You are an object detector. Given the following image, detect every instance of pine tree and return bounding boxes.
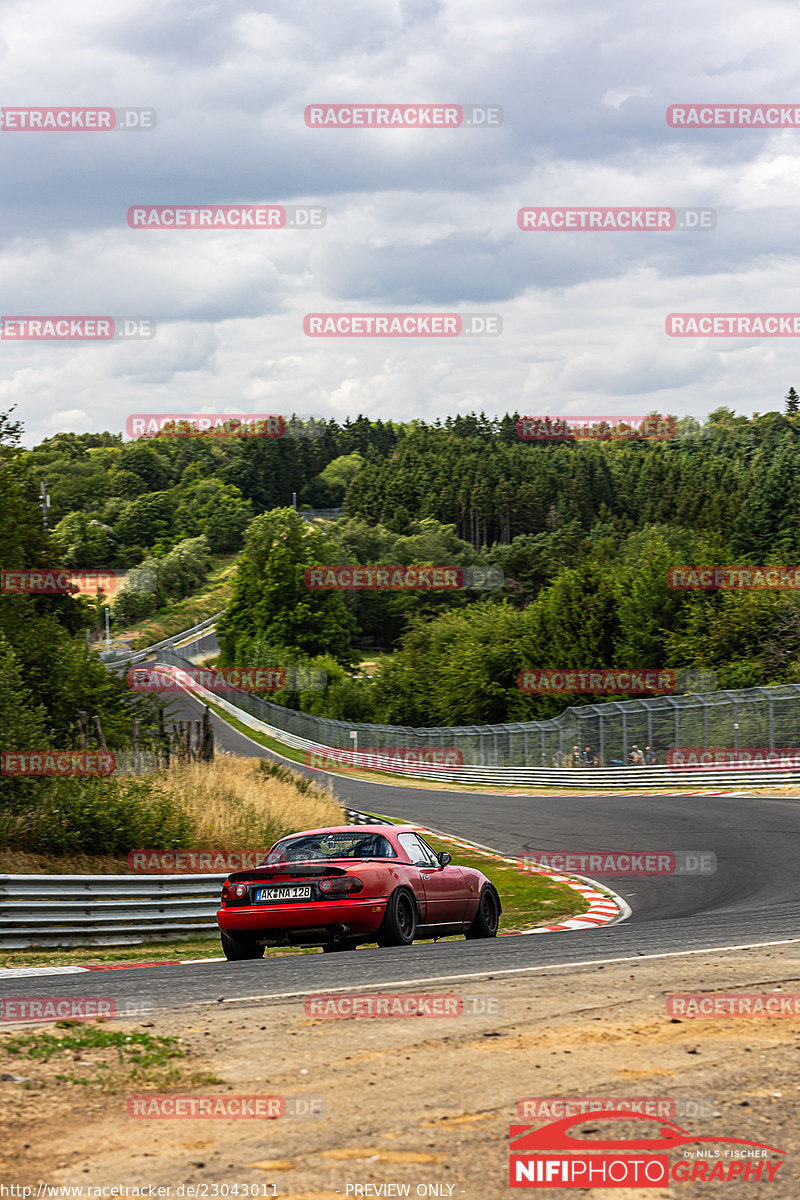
[786,387,799,414]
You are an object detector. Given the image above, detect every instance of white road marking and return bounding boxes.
[0,966,90,977]
[216,937,800,1005]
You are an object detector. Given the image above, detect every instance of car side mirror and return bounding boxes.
[437,851,452,868]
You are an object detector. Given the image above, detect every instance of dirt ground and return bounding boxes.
[3,945,800,1198]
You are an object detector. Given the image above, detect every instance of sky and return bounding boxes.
[2,0,800,447]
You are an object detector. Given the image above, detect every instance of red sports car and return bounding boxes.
[216,823,501,960]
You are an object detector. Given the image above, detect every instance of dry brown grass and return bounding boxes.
[0,850,131,874]
[144,753,343,849]
[0,756,343,875]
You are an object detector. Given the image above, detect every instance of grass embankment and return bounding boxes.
[0,756,341,967]
[0,756,341,876]
[106,552,238,652]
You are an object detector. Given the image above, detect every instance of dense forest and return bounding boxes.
[8,400,800,732]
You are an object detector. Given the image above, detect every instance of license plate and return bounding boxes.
[256,885,312,902]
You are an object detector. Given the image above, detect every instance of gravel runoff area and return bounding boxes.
[2,943,800,1197]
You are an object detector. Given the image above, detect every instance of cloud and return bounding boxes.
[1,0,799,445]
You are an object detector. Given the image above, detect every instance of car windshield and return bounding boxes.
[265,832,397,863]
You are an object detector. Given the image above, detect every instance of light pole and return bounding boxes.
[40,478,50,530]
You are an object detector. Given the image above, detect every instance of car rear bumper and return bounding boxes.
[217,896,388,936]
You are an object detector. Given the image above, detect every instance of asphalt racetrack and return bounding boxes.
[6,687,800,1013]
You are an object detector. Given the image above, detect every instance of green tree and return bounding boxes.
[51,512,117,567]
[217,508,357,666]
[175,479,252,551]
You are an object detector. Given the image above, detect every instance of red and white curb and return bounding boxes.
[0,957,230,978]
[411,824,629,935]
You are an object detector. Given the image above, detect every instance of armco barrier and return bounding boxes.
[0,874,227,948]
[100,612,223,666]
[0,811,377,947]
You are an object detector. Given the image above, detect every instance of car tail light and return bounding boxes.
[319,877,363,896]
[221,882,248,905]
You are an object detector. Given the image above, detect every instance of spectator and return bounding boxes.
[583,745,597,767]
[645,745,657,765]
[572,745,582,768]
[553,749,566,768]
[628,744,645,765]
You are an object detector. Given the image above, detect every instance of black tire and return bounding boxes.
[220,929,265,961]
[465,886,500,939]
[322,942,357,953]
[376,889,417,947]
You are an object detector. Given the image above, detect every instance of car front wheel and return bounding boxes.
[377,889,417,946]
[220,929,265,960]
[465,887,500,939]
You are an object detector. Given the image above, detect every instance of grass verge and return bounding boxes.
[0,1023,217,1091]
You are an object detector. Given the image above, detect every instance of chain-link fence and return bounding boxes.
[156,650,800,768]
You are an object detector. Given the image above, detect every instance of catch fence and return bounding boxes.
[156,649,800,769]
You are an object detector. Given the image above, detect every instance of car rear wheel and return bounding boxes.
[220,929,265,961]
[377,889,417,946]
[465,886,500,939]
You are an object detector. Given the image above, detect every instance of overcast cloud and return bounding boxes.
[2,0,800,445]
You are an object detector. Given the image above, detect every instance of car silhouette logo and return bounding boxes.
[510,1109,784,1155]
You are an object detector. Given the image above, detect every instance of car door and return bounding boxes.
[397,833,467,924]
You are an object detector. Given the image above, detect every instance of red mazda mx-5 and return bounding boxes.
[216,824,501,960]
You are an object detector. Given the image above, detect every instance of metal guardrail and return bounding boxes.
[0,874,227,948]
[0,813,378,947]
[99,613,223,666]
